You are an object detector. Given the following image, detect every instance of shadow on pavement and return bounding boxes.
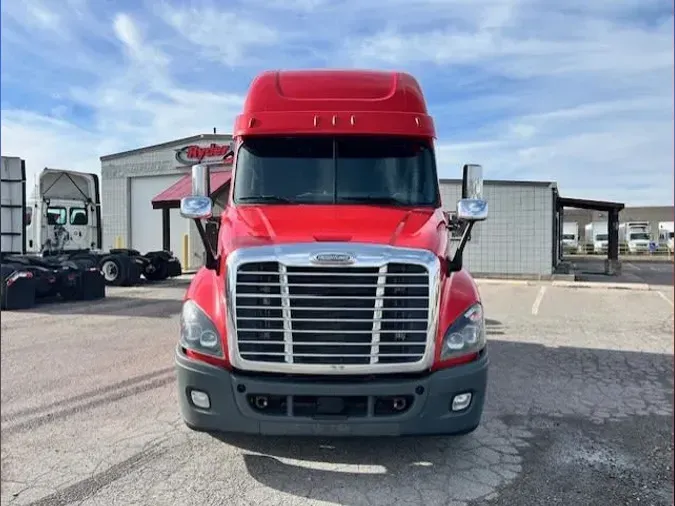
[208,339,673,505]
[17,296,182,318]
[566,257,673,286]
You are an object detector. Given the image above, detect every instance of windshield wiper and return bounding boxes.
[338,196,412,206]
[238,195,294,204]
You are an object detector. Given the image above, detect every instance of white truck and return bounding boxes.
[619,221,651,254]
[561,221,579,254]
[1,157,183,308]
[584,221,608,254]
[658,221,674,254]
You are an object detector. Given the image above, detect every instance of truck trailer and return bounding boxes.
[561,222,579,254]
[174,69,490,437]
[0,160,183,309]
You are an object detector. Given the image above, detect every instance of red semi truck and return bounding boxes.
[175,69,490,436]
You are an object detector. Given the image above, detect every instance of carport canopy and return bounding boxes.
[556,196,625,212]
[557,195,625,264]
[151,170,232,210]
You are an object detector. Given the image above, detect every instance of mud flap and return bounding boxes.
[0,269,37,310]
[167,259,182,277]
[79,268,106,299]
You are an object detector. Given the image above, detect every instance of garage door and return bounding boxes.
[130,175,187,256]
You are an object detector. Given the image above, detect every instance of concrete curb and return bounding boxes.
[475,279,534,286]
[550,280,651,291]
[476,278,672,292]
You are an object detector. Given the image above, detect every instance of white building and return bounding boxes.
[101,134,233,271]
[101,134,559,277]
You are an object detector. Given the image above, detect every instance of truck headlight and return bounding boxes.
[180,300,223,357]
[440,303,486,360]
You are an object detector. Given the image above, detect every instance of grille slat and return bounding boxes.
[234,261,430,367]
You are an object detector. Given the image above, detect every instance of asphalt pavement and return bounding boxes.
[1,280,673,505]
[568,257,673,286]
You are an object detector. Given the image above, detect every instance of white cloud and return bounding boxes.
[0,0,672,206]
[158,5,278,65]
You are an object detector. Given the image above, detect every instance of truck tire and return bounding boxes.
[127,257,143,286]
[99,254,130,286]
[143,257,169,282]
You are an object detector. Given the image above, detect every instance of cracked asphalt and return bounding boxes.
[1,280,673,505]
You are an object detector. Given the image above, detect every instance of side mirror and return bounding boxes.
[180,164,213,219]
[457,164,488,222]
[180,163,218,270]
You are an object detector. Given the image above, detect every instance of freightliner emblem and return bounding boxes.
[310,252,355,265]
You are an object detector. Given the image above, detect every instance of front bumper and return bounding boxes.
[175,346,489,437]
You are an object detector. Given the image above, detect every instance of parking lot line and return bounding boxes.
[656,291,674,308]
[531,286,547,315]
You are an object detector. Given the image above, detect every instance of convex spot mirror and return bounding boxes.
[457,163,488,222]
[180,196,213,219]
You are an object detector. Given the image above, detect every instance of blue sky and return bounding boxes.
[1,0,673,206]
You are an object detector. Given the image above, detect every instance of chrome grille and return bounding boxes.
[234,262,430,367]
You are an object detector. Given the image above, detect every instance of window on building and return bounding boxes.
[46,206,67,225]
[69,207,88,225]
[25,207,32,226]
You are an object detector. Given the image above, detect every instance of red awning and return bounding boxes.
[152,170,232,209]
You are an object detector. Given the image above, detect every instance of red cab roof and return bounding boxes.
[234,69,435,138]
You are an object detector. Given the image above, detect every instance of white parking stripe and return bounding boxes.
[656,291,674,308]
[531,286,547,315]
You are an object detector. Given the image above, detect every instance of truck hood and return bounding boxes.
[222,204,446,254]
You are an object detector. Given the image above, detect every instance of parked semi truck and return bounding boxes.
[174,69,490,437]
[584,221,608,254]
[561,222,579,254]
[658,221,674,253]
[1,159,182,308]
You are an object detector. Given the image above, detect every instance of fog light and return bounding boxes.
[190,389,210,409]
[451,392,472,412]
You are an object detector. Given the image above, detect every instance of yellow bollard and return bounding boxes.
[182,234,189,270]
[114,236,122,248]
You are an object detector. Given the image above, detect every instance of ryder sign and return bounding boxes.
[175,143,234,165]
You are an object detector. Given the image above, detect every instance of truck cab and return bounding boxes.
[658,222,674,254]
[174,70,489,437]
[25,168,102,255]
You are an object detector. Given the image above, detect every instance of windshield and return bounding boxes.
[596,234,608,241]
[629,233,650,241]
[233,136,440,207]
